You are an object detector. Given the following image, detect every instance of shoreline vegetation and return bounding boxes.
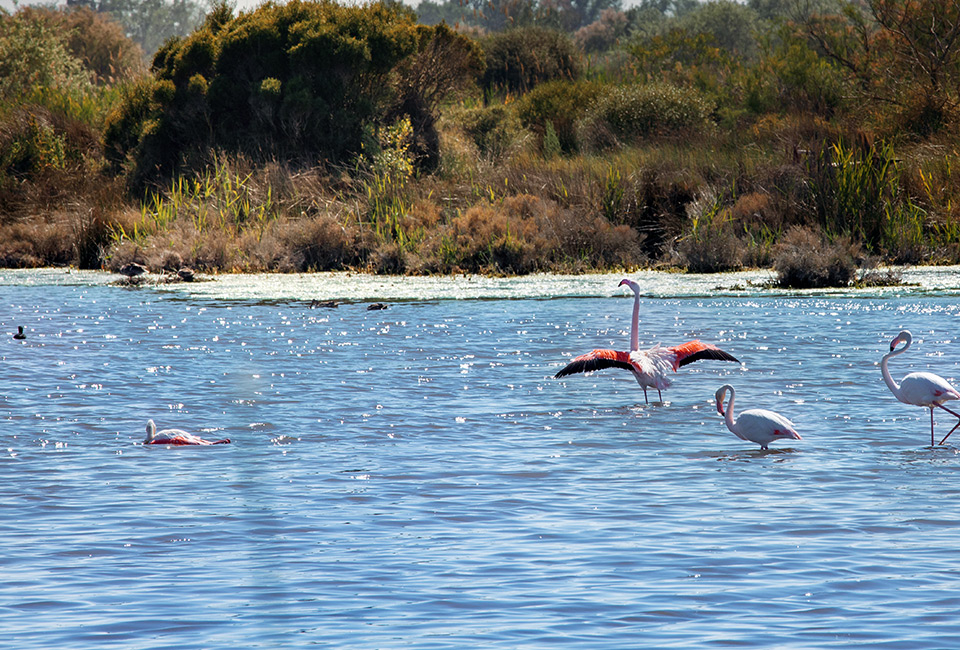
[3,1,960,289]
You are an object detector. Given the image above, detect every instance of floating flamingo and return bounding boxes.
[554,278,739,402]
[715,384,801,450]
[144,419,231,445]
[881,329,960,446]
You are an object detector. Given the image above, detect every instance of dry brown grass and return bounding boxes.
[773,226,861,288]
[5,106,960,276]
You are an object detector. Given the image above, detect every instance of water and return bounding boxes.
[3,268,960,649]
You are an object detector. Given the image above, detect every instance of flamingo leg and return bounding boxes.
[936,404,960,445]
[642,387,649,404]
[931,408,936,447]
[657,388,663,402]
[938,404,960,419]
[938,421,960,446]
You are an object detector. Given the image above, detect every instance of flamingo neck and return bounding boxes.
[629,289,639,352]
[723,390,738,433]
[881,344,907,399]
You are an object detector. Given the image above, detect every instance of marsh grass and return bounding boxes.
[676,188,744,272]
[5,92,960,278]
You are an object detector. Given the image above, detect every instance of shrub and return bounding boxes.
[103,0,479,188]
[773,226,859,288]
[579,82,712,150]
[481,27,581,95]
[744,30,845,117]
[575,9,629,54]
[20,6,146,84]
[277,216,364,271]
[455,103,529,161]
[419,193,644,274]
[516,79,601,153]
[0,9,94,104]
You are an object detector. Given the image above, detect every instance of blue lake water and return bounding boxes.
[3,267,960,649]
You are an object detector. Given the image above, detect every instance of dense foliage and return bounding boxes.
[4,0,960,282]
[103,0,481,187]
[67,0,207,56]
[481,27,580,94]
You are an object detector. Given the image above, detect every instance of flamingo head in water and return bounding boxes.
[715,385,730,415]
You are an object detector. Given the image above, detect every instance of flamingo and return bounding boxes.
[144,419,231,445]
[881,330,960,446]
[554,278,740,403]
[715,384,801,450]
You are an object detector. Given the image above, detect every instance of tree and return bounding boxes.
[481,26,580,94]
[103,0,481,186]
[67,0,207,56]
[802,0,960,133]
[675,0,763,59]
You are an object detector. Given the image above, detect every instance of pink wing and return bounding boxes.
[148,434,231,445]
[666,340,739,371]
[554,349,636,378]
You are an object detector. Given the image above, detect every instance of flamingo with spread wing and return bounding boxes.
[555,278,740,403]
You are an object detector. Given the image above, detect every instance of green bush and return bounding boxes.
[516,79,601,153]
[0,9,94,105]
[744,30,844,117]
[579,82,712,149]
[103,0,479,189]
[456,103,528,160]
[481,27,580,95]
[673,0,761,60]
[22,6,146,84]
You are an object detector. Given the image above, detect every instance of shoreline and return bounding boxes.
[4,265,960,301]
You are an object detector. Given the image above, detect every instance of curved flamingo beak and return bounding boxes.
[890,331,908,351]
[618,279,629,287]
[716,400,724,415]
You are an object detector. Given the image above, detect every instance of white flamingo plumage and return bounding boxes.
[715,384,801,450]
[144,419,231,446]
[554,278,739,403]
[881,330,960,446]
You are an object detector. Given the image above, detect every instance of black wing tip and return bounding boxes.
[555,358,634,378]
[678,348,740,367]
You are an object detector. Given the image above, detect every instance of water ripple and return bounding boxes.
[3,274,960,648]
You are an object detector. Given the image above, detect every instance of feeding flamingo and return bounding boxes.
[554,278,740,402]
[881,329,960,446]
[144,419,231,445]
[715,384,801,450]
